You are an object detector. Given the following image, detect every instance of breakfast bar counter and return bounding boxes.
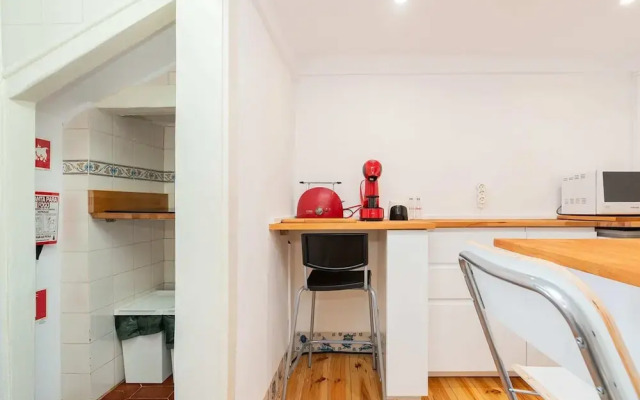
[494,238,640,287]
[269,219,437,231]
[494,238,640,375]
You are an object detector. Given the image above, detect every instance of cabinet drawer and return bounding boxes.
[429,301,527,373]
[428,229,526,264]
[429,265,471,299]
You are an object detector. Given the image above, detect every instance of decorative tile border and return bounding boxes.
[294,331,374,353]
[62,160,90,174]
[63,160,175,183]
[264,353,286,400]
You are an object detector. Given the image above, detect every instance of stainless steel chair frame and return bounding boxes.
[282,264,386,400]
[459,251,624,400]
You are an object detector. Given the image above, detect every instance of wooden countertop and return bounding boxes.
[269,220,437,231]
[269,218,639,231]
[421,219,600,228]
[494,238,640,287]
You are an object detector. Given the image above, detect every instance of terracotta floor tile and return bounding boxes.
[141,375,174,387]
[100,391,126,400]
[115,383,142,397]
[102,376,174,400]
[129,386,174,399]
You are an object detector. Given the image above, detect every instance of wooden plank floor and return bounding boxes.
[284,354,538,400]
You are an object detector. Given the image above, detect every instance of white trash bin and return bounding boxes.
[115,290,175,383]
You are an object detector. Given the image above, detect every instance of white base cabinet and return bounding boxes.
[429,302,527,373]
[427,227,596,374]
[521,227,596,368]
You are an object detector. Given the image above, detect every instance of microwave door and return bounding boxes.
[598,171,640,214]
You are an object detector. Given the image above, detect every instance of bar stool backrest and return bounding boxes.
[302,233,368,271]
[459,243,640,400]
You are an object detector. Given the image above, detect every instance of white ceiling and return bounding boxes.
[268,0,640,67]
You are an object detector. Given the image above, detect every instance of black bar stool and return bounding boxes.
[282,233,386,399]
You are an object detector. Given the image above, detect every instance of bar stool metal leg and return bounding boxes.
[370,287,386,399]
[308,291,316,368]
[282,287,305,400]
[368,289,377,371]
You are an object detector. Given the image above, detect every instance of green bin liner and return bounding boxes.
[115,315,175,349]
[163,315,175,350]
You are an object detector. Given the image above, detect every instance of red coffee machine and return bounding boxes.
[360,160,384,221]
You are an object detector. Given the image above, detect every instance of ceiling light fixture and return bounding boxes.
[621,0,636,6]
[394,0,408,4]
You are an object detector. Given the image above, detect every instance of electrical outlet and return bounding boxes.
[477,184,487,209]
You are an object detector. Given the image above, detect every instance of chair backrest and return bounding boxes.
[459,243,639,400]
[301,233,368,271]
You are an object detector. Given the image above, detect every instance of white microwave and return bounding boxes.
[561,171,640,215]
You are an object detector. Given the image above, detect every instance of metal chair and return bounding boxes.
[282,233,386,399]
[459,243,639,400]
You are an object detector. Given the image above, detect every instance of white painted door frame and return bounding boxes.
[174,0,234,399]
[0,4,37,396]
[0,93,37,400]
[0,1,233,399]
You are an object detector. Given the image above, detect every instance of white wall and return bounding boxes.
[294,73,635,217]
[635,73,640,170]
[1,0,136,69]
[232,0,295,398]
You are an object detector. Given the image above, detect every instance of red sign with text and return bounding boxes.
[35,138,51,170]
[36,289,47,321]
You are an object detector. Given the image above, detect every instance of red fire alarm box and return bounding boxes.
[35,138,51,170]
[36,289,47,321]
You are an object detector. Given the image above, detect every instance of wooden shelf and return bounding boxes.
[90,212,175,220]
[89,190,173,221]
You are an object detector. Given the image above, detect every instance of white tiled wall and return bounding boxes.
[163,126,175,209]
[163,225,175,285]
[1,0,135,68]
[64,109,167,194]
[162,126,175,284]
[61,108,174,399]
